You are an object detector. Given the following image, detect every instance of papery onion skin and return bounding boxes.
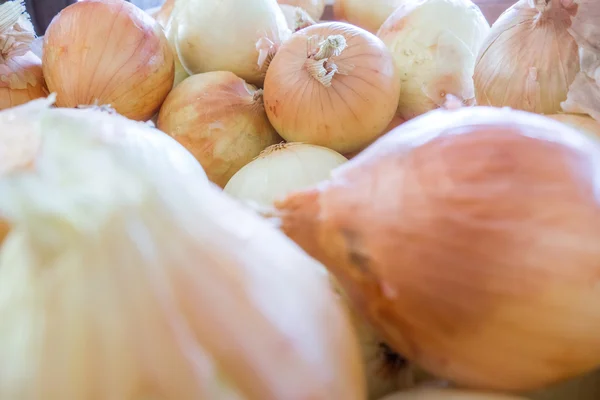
[264,22,400,154]
[0,100,365,399]
[157,71,281,188]
[42,0,174,121]
[277,0,325,20]
[474,0,580,114]
[334,0,408,34]
[0,52,48,110]
[381,388,528,400]
[547,114,600,139]
[377,0,490,120]
[274,106,600,391]
[224,143,347,206]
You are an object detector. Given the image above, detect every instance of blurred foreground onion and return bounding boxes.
[381,388,527,400]
[271,106,600,391]
[0,97,365,399]
[333,0,407,33]
[264,22,400,154]
[43,0,174,121]
[277,0,325,20]
[377,0,490,119]
[547,114,600,139]
[157,71,281,187]
[0,1,47,110]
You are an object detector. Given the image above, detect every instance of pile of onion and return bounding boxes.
[277,0,325,20]
[264,22,400,154]
[377,0,490,120]
[334,0,408,33]
[0,96,365,399]
[43,0,174,121]
[157,71,281,188]
[474,0,598,115]
[0,1,47,110]
[168,0,291,86]
[268,105,600,391]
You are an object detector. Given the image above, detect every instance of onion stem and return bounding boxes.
[305,34,347,87]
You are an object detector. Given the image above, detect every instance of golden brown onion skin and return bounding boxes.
[275,106,600,391]
[43,0,174,121]
[0,52,48,110]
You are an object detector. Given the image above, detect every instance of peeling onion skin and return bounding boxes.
[381,388,528,400]
[157,71,281,188]
[0,52,48,110]
[474,0,580,114]
[264,22,401,154]
[42,0,175,121]
[274,106,600,391]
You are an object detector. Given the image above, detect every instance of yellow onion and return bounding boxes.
[272,106,600,391]
[474,0,582,114]
[381,388,527,400]
[168,0,291,87]
[157,71,281,188]
[0,97,365,399]
[277,0,325,20]
[547,114,600,139]
[0,1,47,110]
[264,22,400,154]
[334,0,408,33]
[377,0,490,120]
[43,0,174,121]
[279,4,317,32]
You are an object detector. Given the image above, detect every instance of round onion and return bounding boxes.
[43,0,174,121]
[377,0,490,120]
[334,0,408,33]
[168,0,291,87]
[0,2,47,110]
[474,0,581,114]
[272,106,600,391]
[157,71,281,188]
[263,22,401,154]
[381,388,527,400]
[224,143,347,206]
[547,114,600,139]
[277,0,325,20]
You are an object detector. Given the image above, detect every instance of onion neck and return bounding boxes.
[0,2,34,63]
[293,8,316,32]
[305,34,347,88]
[531,0,578,28]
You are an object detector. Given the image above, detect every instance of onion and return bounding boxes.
[168,0,291,87]
[271,106,600,391]
[277,0,325,20]
[547,114,600,139]
[377,0,490,120]
[279,4,317,32]
[562,46,600,121]
[381,388,527,400]
[334,0,408,33]
[0,97,365,399]
[263,22,401,154]
[43,0,174,121]
[157,71,281,188]
[0,1,47,110]
[473,0,597,115]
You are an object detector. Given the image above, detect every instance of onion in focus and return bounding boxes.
[0,1,47,110]
[264,22,400,154]
[224,143,347,206]
[277,0,325,20]
[547,114,600,139]
[334,0,408,33]
[43,0,174,121]
[0,97,365,399]
[273,106,600,391]
[474,0,581,114]
[381,388,527,400]
[168,0,291,86]
[157,71,281,188]
[377,0,490,119]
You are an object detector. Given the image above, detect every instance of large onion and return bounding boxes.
[381,388,527,400]
[264,22,400,154]
[168,0,291,86]
[157,71,281,188]
[377,0,490,120]
[0,97,365,399]
[547,114,600,139]
[271,106,600,391]
[334,0,407,33]
[43,0,174,121]
[277,0,325,20]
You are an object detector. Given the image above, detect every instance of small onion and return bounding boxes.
[547,114,600,139]
[377,0,490,119]
[43,0,174,121]
[277,0,325,20]
[264,22,400,154]
[334,0,408,33]
[381,388,527,400]
[273,106,600,391]
[157,71,281,188]
[0,2,47,110]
